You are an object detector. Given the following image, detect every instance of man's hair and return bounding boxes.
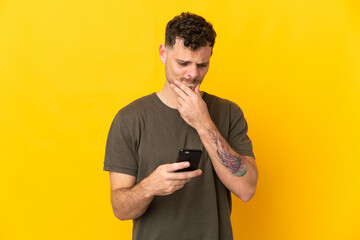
[165,12,217,50]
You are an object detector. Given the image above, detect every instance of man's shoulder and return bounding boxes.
[204,92,242,112]
[119,93,156,113]
[113,93,157,122]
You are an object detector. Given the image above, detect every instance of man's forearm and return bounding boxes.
[197,121,258,201]
[111,180,154,220]
[207,128,248,176]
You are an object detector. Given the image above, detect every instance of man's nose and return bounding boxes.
[187,65,199,79]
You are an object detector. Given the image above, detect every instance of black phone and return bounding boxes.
[175,149,202,172]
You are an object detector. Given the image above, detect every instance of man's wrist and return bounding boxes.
[195,118,216,135]
[138,178,156,199]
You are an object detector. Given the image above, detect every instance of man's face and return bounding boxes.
[160,38,213,90]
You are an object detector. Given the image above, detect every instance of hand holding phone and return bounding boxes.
[175,149,202,172]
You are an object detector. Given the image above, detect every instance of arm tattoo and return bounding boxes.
[208,130,247,177]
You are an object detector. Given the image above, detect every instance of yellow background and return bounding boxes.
[1,0,359,239]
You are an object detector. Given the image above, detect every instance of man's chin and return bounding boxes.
[184,82,199,91]
[168,78,199,91]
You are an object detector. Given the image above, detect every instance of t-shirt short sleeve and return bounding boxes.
[103,111,138,176]
[228,103,255,159]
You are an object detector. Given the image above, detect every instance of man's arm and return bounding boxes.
[170,80,258,201]
[110,172,152,220]
[196,122,258,201]
[109,162,202,220]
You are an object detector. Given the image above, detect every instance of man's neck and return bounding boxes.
[156,82,178,109]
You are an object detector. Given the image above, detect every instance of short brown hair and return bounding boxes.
[165,12,217,50]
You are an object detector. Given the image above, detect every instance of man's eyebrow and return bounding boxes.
[175,59,191,63]
[175,59,209,65]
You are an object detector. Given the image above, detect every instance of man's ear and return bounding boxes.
[210,48,213,57]
[159,44,167,64]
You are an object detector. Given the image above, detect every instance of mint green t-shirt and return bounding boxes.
[104,92,254,240]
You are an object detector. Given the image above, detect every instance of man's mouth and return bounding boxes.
[182,80,198,89]
[185,82,196,87]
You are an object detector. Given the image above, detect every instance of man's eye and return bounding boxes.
[178,62,187,66]
[198,64,208,68]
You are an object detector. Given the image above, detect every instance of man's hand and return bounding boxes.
[170,80,212,130]
[142,161,202,197]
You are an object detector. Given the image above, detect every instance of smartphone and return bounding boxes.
[175,149,202,172]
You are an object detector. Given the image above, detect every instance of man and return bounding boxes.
[104,12,258,240]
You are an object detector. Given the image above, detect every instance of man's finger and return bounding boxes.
[194,84,201,96]
[174,80,194,96]
[178,97,185,105]
[172,179,191,186]
[171,169,203,180]
[167,161,190,172]
[170,83,188,100]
